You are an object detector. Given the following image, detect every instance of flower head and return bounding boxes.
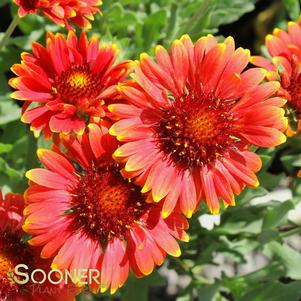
[14,0,102,30]
[109,34,287,216]
[251,18,301,134]
[24,124,189,294]
[0,191,79,300]
[9,32,130,138]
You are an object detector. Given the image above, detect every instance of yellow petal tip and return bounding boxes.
[266,34,273,41]
[210,208,220,215]
[140,52,149,60]
[161,210,170,219]
[186,210,193,218]
[173,249,181,257]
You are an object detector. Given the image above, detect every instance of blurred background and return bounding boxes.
[1,0,301,300]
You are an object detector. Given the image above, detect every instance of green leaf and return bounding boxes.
[258,229,279,245]
[0,0,9,7]
[197,285,220,301]
[235,187,268,206]
[258,171,284,190]
[0,96,21,125]
[122,271,165,301]
[209,0,257,27]
[223,262,285,299]
[176,289,193,301]
[0,157,25,192]
[178,0,258,39]
[17,13,47,35]
[262,201,294,230]
[259,154,272,171]
[142,8,167,50]
[265,241,301,279]
[281,154,301,173]
[217,219,262,235]
[283,0,300,21]
[241,281,301,301]
[0,143,13,154]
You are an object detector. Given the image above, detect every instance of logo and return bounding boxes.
[9,264,103,286]
[6,268,15,286]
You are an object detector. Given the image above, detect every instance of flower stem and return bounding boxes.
[280,226,301,238]
[0,14,20,52]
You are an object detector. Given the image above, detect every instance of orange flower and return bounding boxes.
[0,192,80,300]
[23,124,189,294]
[9,32,130,138]
[251,18,301,135]
[109,34,287,217]
[14,0,102,30]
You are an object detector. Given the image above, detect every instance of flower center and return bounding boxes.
[0,232,33,299]
[287,75,301,114]
[69,163,150,242]
[19,0,39,11]
[0,252,18,298]
[54,64,102,105]
[154,90,238,169]
[280,55,301,117]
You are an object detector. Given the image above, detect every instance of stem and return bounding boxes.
[280,227,301,238]
[0,14,20,52]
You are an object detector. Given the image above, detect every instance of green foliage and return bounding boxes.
[283,0,300,21]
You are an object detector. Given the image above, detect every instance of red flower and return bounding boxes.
[251,18,301,135]
[14,0,102,30]
[0,192,80,301]
[9,32,130,138]
[109,34,287,216]
[23,124,189,294]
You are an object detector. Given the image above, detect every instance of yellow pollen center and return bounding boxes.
[54,63,102,105]
[99,184,132,213]
[0,253,13,279]
[154,90,237,168]
[67,72,89,89]
[186,112,217,142]
[70,164,150,241]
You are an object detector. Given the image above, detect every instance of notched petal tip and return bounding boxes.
[161,210,170,219]
[288,21,297,27]
[109,126,118,137]
[140,52,149,60]
[172,39,182,46]
[180,34,191,42]
[272,27,281,35]
[152,192,163,203]
[279,132,287,144]
[155,45,165,54]
[22,220,30,232]
[185,210,193,219]
[258,68,268,76]
[36,148,47,159]
[141,185,150,194]
[25,169,34,180]
[209,208,220,215]
[172,248,181,258]
[182,232,190,242]
[230,199,236,206]
[266,34,273,42]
